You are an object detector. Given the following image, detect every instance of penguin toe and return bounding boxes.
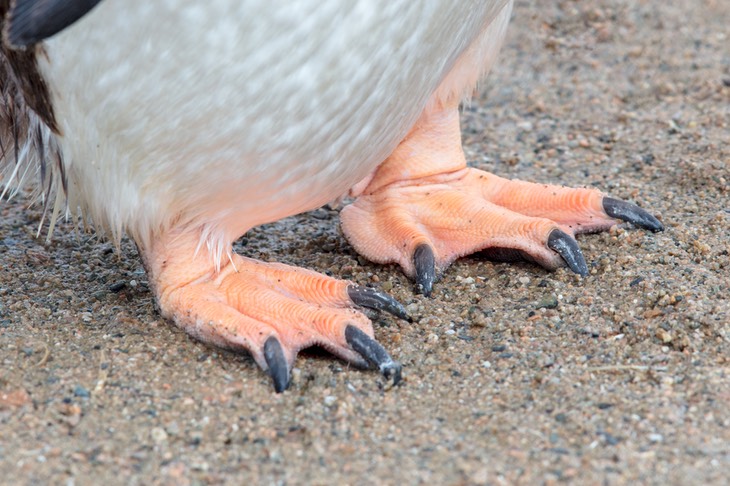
[147,241,407,392]
[341,167,662,294]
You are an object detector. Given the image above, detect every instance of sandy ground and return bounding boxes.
[1,1,729,484]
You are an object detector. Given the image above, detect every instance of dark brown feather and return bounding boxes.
[1,0,64,213]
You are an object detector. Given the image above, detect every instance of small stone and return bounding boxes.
[109,281,126,292]
[310,208,329,220]
[468,307,492,327]
[92,290,107,300]
[323,396,337,406]
[656,328,673,343]
[165,422,181,436]
[648,433,664,443]
[629,277,644,287]
[151,427,168,444]
[602,432,621,446]
[0,388,31,408]
[73,385,90,398]
[290,367,302,385]
[537,295,559,309]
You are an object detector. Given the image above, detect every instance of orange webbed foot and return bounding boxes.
[341,106,663,296]
[144,233,408,392]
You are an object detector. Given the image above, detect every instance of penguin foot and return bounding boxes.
[341,105,662,296]
[146,238,406,392]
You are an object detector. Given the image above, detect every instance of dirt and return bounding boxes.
[1,0,728,484]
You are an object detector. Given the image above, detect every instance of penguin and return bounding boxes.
[0,0,662,392]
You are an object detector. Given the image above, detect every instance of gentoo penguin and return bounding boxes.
[0,0,662,392]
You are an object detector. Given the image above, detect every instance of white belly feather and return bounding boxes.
[40,0,511,252]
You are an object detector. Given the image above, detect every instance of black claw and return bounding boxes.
[264,337,290,393]
[347,285,411,322]
[345,325,402,385]
[603,197,664,232]
[413,243,436,297]
[547,229,588,276]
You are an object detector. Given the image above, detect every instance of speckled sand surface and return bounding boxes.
[1,1,728,484]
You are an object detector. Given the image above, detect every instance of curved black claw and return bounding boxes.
[264,337,290,393]
[413,243,436,297]
[345,325,402,385]
[547,229,588,276]
[603,197,664,232]
[347,285,411,322]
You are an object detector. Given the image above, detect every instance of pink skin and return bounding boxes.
[341,102,615,279]
[144,229,373,373]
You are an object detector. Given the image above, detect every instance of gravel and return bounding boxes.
[1,0,729,484]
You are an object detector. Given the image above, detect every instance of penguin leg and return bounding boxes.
[341,102,663,296]
[143,231,406,392]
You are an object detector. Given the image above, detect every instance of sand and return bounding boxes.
[1,0,728,484]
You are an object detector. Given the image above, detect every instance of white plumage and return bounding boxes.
[38,0,512,264]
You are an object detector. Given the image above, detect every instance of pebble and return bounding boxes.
[290,367,302,385]
[109,281,126,292]
[73,385,90,398]
[406,303,420,315]
[629,277,644,287]
[656,328,673,343]
[537,295,559,309]
[602,433,621,446]
[151,427,168,444]
[165,422,181,436]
